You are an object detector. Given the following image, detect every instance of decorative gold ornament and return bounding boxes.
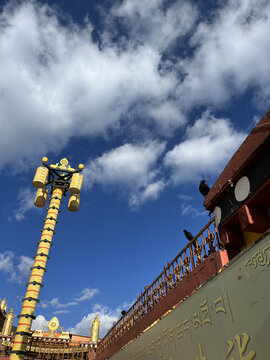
[90,315,100,343]
[48,316,59,334]
[42,157,48,163]
[0,298,7,312]
[32,329,43,337]
[2,308,15,336]
[59,327,70,340]
[50,158,75,171]
[206,233,215,255]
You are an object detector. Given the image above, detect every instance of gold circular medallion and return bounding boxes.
[48,317,59,332]
[60,158,68,166]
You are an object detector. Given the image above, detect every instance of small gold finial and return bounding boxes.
[78,164,84,170]
[42,157,48,163]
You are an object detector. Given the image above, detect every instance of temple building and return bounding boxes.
[0,298,100,359]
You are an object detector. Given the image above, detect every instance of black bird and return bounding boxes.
[199,179,210,197]
[121,310,127,316]
[183,229,193,241]
[183,230,196,248]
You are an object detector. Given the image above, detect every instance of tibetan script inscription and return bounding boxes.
[244,246,270,269]
[226,332,256,360]
[195,343,207,360]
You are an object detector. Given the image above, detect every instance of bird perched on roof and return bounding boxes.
[199,179,210,197]
[182,230,196,248]
[121,310,127,316]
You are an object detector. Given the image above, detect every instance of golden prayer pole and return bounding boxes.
[10,157,84,360]
[90,315,100,343]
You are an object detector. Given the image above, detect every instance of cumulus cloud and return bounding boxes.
[0,252,16,280]
[180,203,206,218]
[110,0,197,52]
[164,111,246,184]
[17,255,34,281]
[0,0,180,170]
[68,302,133,337]
[9,188,37,221]
[0,251,33,283]
[53,310,70,315]
[178,194,193,202]
[33,303,132,336]
[0,0,269,206]
[31,315,49,331]
[40,287,99,309]
[178,0,270,109]
[74,288,100,302]
[41,298,78,309]
[84,141,166,208]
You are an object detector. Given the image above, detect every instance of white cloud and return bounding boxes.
[0,0,179,170]
[110,0,197,52]
[180,203,206,218]
[40,301,49,309]
[146,102,186,135]
[84,141,166,208]
[164,111,246,184]
[17,255,33,281]
[68,302,133,337]
[74,288,99,302]
[41,298,78,309]
[10,188,36,221]
[53,310,70,315]
[0,252,16,280]
[0,251,33,283]
[178,194,193,201]
[0,0,269,208]
[130,180,166,209]
[31,315,48,331]
[252,115,261,125]
[178,0,270,109]
[40,287,99,310]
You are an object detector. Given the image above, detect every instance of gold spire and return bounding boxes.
[90,315,100,343]
[2,307,15,336]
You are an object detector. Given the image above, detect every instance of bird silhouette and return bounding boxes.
[199,179,210,197]
[182,230,196,248]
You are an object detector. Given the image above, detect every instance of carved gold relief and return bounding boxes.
[244,246,270,269]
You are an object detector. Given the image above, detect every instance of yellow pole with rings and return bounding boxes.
[10,187,63,360]
[10,157,84,360]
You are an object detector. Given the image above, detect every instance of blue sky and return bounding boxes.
[0,0,269,337]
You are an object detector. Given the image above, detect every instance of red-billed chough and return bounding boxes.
[199,179,210,197]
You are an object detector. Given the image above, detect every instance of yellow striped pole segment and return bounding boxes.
[10,187,63,360]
